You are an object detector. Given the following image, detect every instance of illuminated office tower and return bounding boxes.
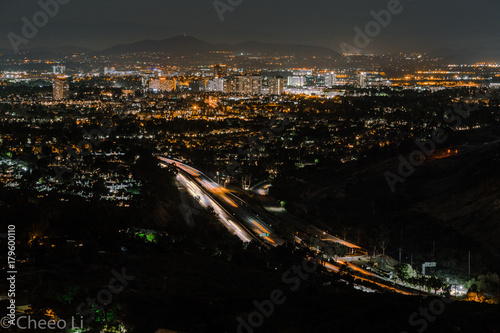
[287,75,305,87]
[324,72,337,88]
[269,76,285,95]
[149,77,176,92]
[149,78,160,91]
[223,78,233,93]
[206,78,225,92]
[214,64,228,78]
[248,76,262,95]
[359,72,367,88]
[52,65,65,75]
[53,77,69,100]
[234,75,262,95]
[224,76,261,95]
[160,77,176,91]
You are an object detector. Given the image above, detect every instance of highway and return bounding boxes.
[252,182,364,252]
[159,156,430,296]
[159,157,283,247]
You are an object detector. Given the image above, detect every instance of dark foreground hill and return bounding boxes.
[295,128,500,277]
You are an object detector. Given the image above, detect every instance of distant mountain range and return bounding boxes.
[4,36,500,64]
[100,35,340,58]
[431,46,500,64]
[4,35,339,59]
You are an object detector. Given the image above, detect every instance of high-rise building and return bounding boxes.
[206,78,225,92]
[52,65,65,75]
[287,76,305,87]
[269,76,285,95]
[248,76,262,95]
[230,75,262,95]
[223,79,233,94]
[149,77,176,92]
[189,79,204,92]
[214,64,228,78]
[359,72,367,88]
[53,77,69,100]
[153,68,163,77]
[323,72,337,88]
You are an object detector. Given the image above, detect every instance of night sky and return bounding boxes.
[0,0,498,54]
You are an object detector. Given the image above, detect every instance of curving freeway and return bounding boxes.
[159,156,434,296]
[159,157,283,247]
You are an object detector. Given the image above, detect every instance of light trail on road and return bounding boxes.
[159,156,427,297]
[159,157,281,246]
